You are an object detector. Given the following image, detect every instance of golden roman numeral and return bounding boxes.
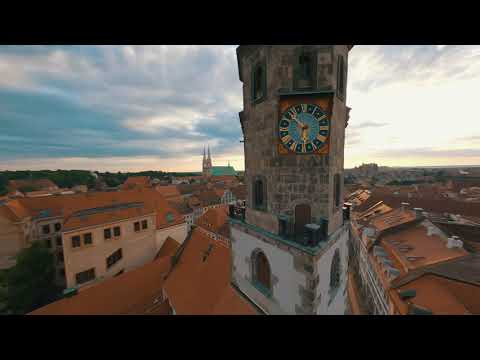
[316,134,326,142]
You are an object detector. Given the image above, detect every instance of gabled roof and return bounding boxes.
[163,228,257,315]
[196,205,230,238]
[155,236,181,260]
[211,166,237,176]
[120,176,151,190]
[195,190,221,207]
[8,178,58,192]
[29,256,173,315]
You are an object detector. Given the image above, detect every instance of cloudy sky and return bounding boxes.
[0,45,479,172]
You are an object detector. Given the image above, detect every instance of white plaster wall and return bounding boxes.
[155,223,188,252]
[315,227,349,314]
[231,227,305,315]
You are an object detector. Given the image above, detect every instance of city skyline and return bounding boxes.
[1,45,480,172]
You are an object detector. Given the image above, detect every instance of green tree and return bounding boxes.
[6,242,60,314]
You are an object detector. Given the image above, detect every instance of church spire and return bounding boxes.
[207,144,211,160]
[203,145,206,161]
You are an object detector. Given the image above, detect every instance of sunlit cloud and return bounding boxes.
[1,45,479,171]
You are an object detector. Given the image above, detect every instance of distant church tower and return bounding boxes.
[203,145,212,177]
[230,45,353,315]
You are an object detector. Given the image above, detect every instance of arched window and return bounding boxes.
[252,250,272,296]
[330,249,341,290]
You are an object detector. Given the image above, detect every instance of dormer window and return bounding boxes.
[252,61,266,104]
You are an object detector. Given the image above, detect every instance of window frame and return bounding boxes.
[71,235,81,249]
[83,232,93,246]
[42,224,50,235]
[334,173,342,209]
[104,228,112,240]
[106,248,123,270]
[54,222,62,232]
[113,226,121,237]
[141,219,148,230]
[134,221,141,232]
[251,59,267,105]
[252,176,267,211]
[293,47,317,90]
[336,55,346,101]
[75,268,96,285]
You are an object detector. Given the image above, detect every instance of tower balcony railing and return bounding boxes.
[228,204,246,222]
[228,205,344,254]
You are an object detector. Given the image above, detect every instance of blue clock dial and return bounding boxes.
[279,103,330,154]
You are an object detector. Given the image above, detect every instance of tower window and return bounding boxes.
[252,250,272,297]
[334,173,341,208]
[294,48,316,90]
[330,249,341,290]
[253,177,267,211]
[252,61,266,104]
[337,55,345,99]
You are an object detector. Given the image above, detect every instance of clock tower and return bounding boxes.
[230,45,353,315]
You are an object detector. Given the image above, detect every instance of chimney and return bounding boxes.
[447,236,463,249]
[401,202,410,211]
[413,207,424,219]
[427,226,435,236]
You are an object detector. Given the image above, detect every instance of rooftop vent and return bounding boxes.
[399,289,416,300]
[413,208,424,219]
[447,237,463,249]
[409,304,433,315]
[63,287,78,298]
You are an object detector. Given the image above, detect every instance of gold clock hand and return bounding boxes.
[291,114,306,129]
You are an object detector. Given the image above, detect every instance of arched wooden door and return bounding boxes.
[295,204,311,236]
[256,252,271,290]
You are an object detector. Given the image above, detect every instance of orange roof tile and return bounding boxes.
[370,208,417,233]
[163,228,256,315]
[29,256,172,315]
[155,185,181,199]
[380,221,467,273]
[196,205,229,238]
[8,179,58,192]
[156,236,181,259]
[120,176,151,190]
[395,274,480,314]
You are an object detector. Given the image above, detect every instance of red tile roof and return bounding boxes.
[156,236,181,259]
[8,179,58,192]
[196,205,230,238]
[120,176,151,190]
[163,228,256,315]
[29,256,173,315]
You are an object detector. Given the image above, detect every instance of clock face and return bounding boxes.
[279,103,330,154]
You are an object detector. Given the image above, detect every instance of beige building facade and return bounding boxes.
[63,213,157,290]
